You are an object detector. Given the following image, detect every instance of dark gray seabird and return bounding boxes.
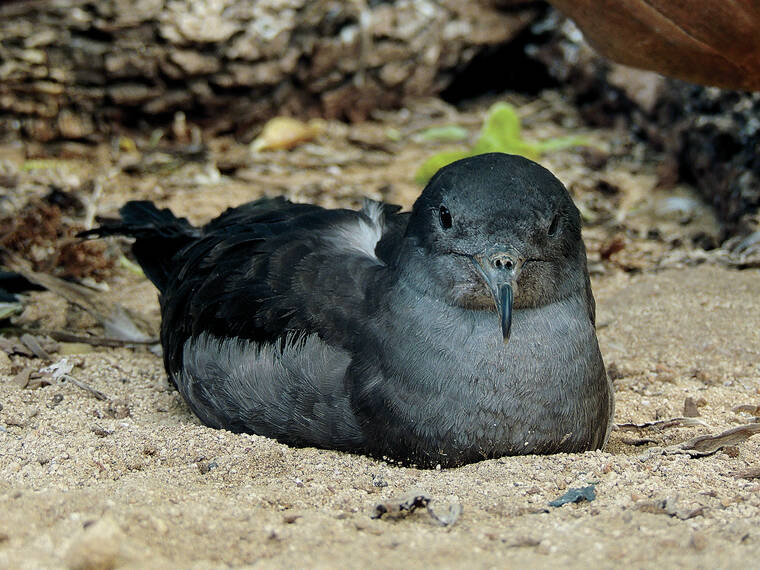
[84,153,613,467]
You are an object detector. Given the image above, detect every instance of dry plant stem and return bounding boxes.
[615,417,708,431]
[61,374,109,401]
[46,331,158,347]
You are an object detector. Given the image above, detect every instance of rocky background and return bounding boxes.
[1,0,757,238]
[0,0,536,139]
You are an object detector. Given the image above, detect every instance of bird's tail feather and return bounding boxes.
[78,200,199,292]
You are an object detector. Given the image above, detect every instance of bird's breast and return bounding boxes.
[363,293,609,465]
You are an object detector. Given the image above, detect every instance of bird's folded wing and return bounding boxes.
[161,198,406,377]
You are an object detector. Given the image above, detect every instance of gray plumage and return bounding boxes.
[83,152,613,467]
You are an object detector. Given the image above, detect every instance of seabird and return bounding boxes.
[83,152,613,467]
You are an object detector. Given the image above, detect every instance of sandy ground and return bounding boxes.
[1,264,759,569]
[1,96,759,568]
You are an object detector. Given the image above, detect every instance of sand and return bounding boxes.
[2,258,759,569]
[2,96,759,569]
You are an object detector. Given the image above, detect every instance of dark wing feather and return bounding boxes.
[374,204,409,265]
[78,200,200,290]
[158,197,407,379]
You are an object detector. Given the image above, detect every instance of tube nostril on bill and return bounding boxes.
[490,253,514,271]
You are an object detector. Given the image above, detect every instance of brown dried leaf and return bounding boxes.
[732,404,760,415]
[251,117,325,152]
[12,366,34,388]
[683,397,701,417]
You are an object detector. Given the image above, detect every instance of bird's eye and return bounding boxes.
[548,213,560,236]
[439,205,452,229]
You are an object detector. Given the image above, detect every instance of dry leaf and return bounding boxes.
[732,404,760,415]
[251,117,325,152]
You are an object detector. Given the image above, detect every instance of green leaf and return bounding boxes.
[472,102,542,160]
[535,135,593,153]
[414,150,473,185]
[414,125,469,143]
[473,102,522,152]
[415,101,595,185]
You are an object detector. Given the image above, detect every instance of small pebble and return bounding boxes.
[690,531,708,551]
[683,397,700,417]
[198,461,218,474]
[65,516,137,570]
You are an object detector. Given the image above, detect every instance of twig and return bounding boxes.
[44,330,158,347]
[615,417,708,431]
[62,374,109,401]
[83,179,103,230]
[2,253,154,342]
[19,333,52,360]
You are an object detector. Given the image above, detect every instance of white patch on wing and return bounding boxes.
[326,199,385,262]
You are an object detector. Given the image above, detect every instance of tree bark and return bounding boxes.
[0,0,537,142]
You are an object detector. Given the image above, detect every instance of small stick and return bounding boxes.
[83,179,103,230]
[61,374,109,401]
[44,330,158,347]
[19,333,52,360]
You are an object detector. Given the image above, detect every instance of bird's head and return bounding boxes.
[399,152,589,342]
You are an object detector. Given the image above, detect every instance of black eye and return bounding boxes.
[548,213,560,236]
[439,205,452,229]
